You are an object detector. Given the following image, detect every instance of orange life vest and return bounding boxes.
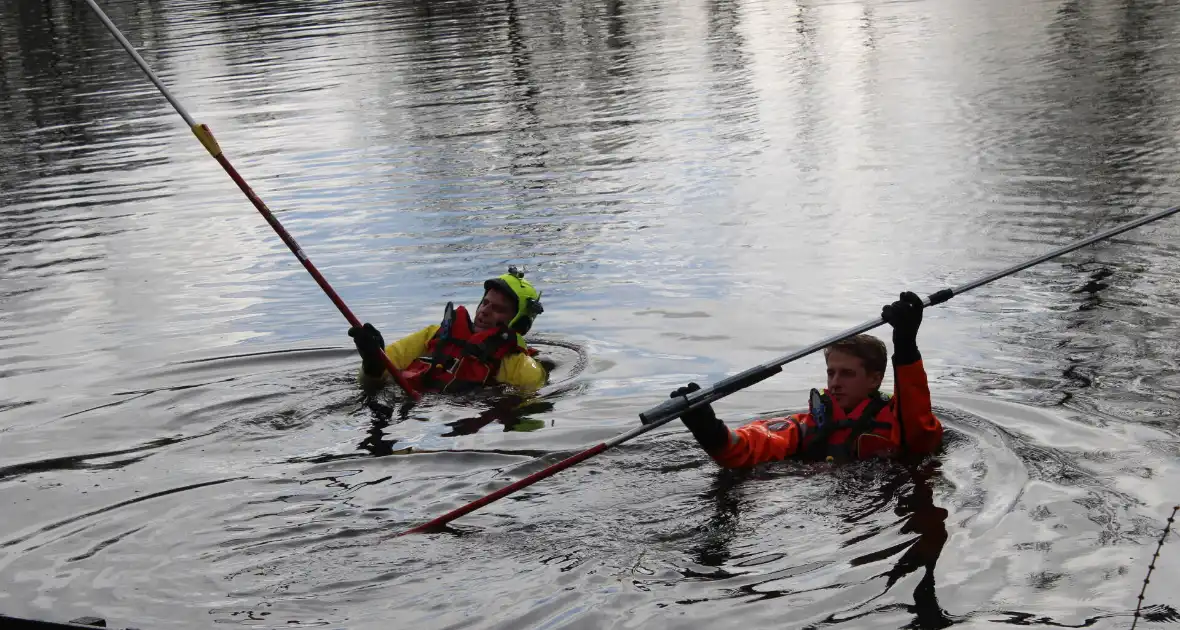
[781,389,904,462]
[402,303,534,394]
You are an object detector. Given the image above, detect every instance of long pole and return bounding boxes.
[82,0,420,400]
[401,203,1180,534]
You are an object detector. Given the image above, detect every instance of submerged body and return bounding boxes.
[705,360,941,467]
[677,292,943,467]
[362,305,547,394]
[350,268,548,395]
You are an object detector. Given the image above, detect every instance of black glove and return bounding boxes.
[671,382,729,455]
[348,323,387,377]
[881,291,923,365]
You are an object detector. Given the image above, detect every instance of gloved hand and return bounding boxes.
[671,382,729,455]
[348,323,387,377]
[881,291,923,365]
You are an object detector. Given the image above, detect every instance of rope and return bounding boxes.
[1132,504,1179,629]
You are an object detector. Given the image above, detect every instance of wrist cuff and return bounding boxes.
[361,357,387,377]
[892,341,921,366]
[688,418,730,455]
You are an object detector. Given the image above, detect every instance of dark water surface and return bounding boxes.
[3,0,1180,627]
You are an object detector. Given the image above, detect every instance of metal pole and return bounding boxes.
[402,203,1180,533]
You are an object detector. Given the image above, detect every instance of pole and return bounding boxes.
[402,203,1180,533]
[82,0,420,400]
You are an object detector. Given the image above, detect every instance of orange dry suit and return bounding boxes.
[401,303,538,394]
[708,361,943,468]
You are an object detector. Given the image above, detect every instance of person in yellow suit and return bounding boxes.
[349,267,548,395]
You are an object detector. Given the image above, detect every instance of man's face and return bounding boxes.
[473,288,516,332]
[825,350,884,413]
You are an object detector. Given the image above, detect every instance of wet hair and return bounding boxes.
[823,334,888,375]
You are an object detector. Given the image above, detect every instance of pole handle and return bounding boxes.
[639,364,783,425]
[927,288,954,306]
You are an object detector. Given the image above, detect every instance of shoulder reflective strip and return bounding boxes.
[191,123,223,157]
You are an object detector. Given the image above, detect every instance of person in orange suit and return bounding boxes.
[673,292,943,466]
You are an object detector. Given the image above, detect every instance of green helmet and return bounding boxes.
[483,266,544,334]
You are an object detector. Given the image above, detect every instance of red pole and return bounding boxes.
[82,0,419,400]
[400,443,609,535]
[205,142,420,400]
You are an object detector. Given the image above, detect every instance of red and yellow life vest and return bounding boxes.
[402,303,534,394]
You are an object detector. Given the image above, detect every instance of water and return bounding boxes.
[2,0,1180,627]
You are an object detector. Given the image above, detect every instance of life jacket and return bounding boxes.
[796,388,903,463]
[402,302,536,394]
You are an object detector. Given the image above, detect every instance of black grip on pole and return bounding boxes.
[709,364,783,397]
[639,396,689,425]
[637,364,782,425]
[928,288,954,306]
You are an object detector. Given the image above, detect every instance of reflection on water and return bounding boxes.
[3,0,1180,628]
